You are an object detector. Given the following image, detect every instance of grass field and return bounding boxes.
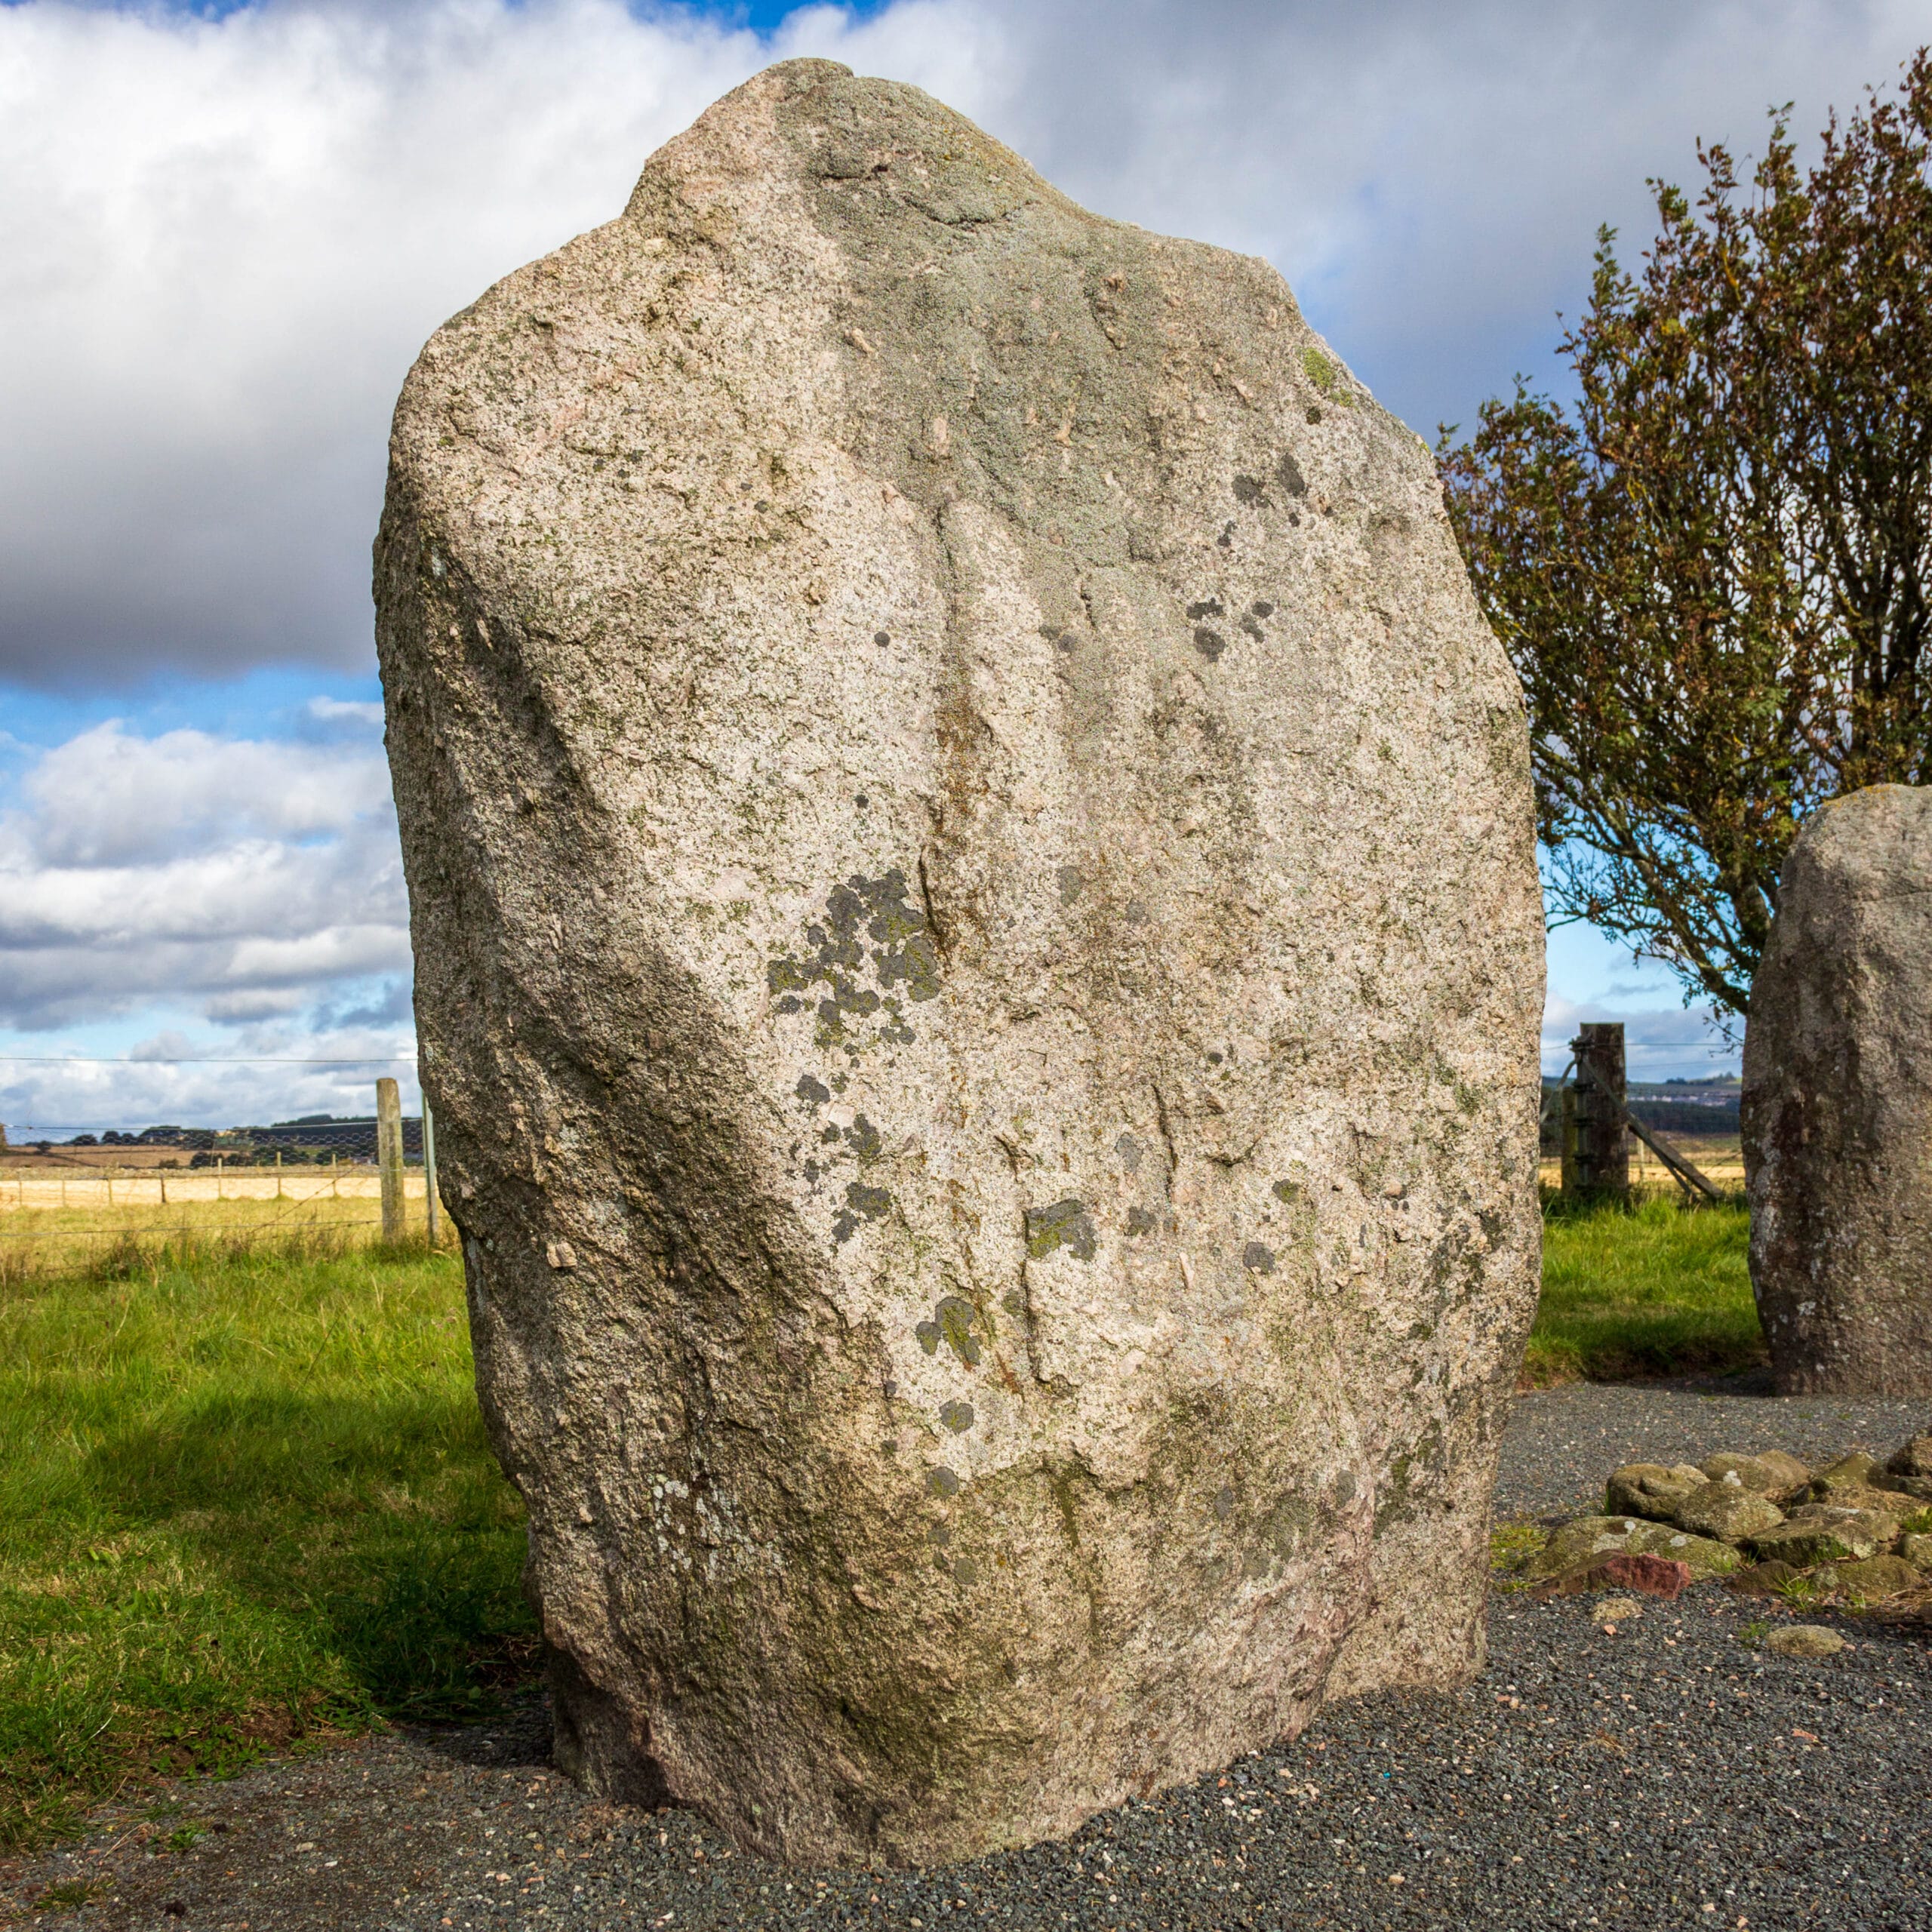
[0,1191,1759,1856]
[0,1231,531,1854]
[1527,1192,1759,1384]
[0,1167,430,1285]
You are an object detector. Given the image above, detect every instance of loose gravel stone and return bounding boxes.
[5,1382,1930,1931]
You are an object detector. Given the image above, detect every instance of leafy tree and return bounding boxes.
[1441,51,1932,1019]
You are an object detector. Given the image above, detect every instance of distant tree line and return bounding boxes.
[24,1115,422,1162]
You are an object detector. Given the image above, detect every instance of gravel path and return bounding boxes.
[1496,1376,1930,1519]
[7,1383,1930,1932]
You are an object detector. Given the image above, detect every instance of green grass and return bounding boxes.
[1526,1192,1761,1385]
[0,1191,1763,1857]
[0,1232,532,1854]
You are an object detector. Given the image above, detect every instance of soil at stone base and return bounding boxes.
[5,1379,1929,1932]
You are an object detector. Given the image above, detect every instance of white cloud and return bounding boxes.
[16,720,392,866]
[304,696,386,730]
[1542,991,1739,1081]
[2,0,1924,687]
[0,720,408,1031]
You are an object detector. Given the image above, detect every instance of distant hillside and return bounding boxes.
[1628,1097,1740,1137]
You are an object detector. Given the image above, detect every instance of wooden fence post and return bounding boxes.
[422,1094,441,1247]
[1563,1022,1630,1198]
[377,1077,406,1243]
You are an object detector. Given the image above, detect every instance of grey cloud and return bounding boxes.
[202,989,314,1024]
[2,0,1923,689]
[0,0,764,690]
[0,923,412,1032]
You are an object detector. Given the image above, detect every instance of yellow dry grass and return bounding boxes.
[0,1168,437,1281]
[1537,1134,1743,1197]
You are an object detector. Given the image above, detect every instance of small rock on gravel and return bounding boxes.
[1749,1503,1899,1566]
[1530,1552,1690,1601]
[1816,1555,1922,1600]
[1704,1449,1810,1494]
[1605,1461,1708,1519]
[1524,1514,1739,1580]
[1727,1559,1807,1596]
[1766,1623,1850,1658]
[1673,1482,1787,1543]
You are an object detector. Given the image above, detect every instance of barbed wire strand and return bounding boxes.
[0,1217,386,1242]
[0,1054,416,1066]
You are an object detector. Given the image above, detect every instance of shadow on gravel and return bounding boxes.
[409,1686,552,1772]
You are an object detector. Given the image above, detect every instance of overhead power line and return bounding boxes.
[0,1054,417,1066]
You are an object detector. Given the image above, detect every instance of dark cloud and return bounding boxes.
[0,0,763,689]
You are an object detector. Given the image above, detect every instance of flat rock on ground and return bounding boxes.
[7,1380,1931,1931]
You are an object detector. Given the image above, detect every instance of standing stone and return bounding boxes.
[374,60,1543,1866]
[1743,786,1932,1395]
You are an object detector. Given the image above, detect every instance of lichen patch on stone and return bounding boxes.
[1025,1198,1097,1262]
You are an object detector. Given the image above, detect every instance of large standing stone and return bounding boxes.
[1743,785,1932,1395]
[374,60,1543,1866]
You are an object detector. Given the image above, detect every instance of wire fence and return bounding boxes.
[6,1051,1749,1272]
[0,1057,448,1272]
[2,1157,420,1200]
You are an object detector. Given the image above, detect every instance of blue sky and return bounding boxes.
[2,0,1914,1133]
